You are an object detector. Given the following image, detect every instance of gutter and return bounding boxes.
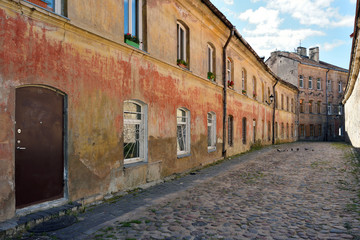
[272,79,279,145]
[222,27,235,157]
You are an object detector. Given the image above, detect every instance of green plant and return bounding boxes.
[124,33,140,44]
[207,72,215,80]
[177,59,188,67]
[242,89,246,94]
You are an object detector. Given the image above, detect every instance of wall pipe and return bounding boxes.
[222,27,235,157]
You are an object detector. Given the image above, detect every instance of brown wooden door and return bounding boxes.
[15,87,64,209]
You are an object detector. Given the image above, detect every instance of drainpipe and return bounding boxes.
[272,79,279,145]
[325,69,330,141]
[222,27,235,157]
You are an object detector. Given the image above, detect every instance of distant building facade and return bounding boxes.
[0,0,297,222]
[343,0,360,148]
[266,47,348,141]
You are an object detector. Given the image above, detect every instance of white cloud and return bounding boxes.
[266,0,354,27]
[223,0,234,5]
[239,7,282,33]
[322,40,346,51]
[350,0,356,4]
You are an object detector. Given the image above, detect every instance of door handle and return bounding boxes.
[16,147,26,150]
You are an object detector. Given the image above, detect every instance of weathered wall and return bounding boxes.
[0,0,297,222]
[345,73,360,147]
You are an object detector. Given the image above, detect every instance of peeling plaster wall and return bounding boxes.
[0,0,297,222]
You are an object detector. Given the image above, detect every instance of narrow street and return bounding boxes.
[24,142,360,239]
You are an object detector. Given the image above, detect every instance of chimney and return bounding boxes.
[309,47,319,62]
[297,47,307,56]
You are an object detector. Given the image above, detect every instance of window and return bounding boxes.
[207,112,216,150]
[309,100,313,113]
[281,123,284,138]
[299,75,304,88]
[310,124,314,137]
[338,81,342,93]
[338,105,343,115]
[242,117,247,144]
[227,58,234,88]
[291,124,294,138]
[253,119,256,142]
[291,98,294,113]
[286,96,289,111]
[327,80,332,92]
[317,101,321,114]
[228,115,234,146]
[275,122,278,139]
[125,0,144,49]
[242,68,247,92]
[262,82,265,103]
[27,0,66,15]
[300,99,304,113]
[318,124,322,136]
[281,94,284,110]
[308,77,313,89]
[275,91,278,109]
[327,103,332,115]
[123,100,147,164]
[286,123,289,139]
[300,124,305,137]
[317,78,321,90]
[253,77,257,99]
[177,22,189,66]
[177,108,190,156]
[268,121,271,141]
[268,87,271,102]
[339,126,343,136]
[207,44,216,80]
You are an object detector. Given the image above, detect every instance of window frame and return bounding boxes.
[299,75,304,88]
[177,107,191,157]
[300,99,304,113]
[317,78,321,90]
[207,112,216,151]
[308,77,313,89]
[125,0,144,49]
[327,103,332,115]
[242,117,247,144]
[207,44,215,76]
[327,80,332,92]
[242,68,247,92]
[338,81,342,93]
[177,22,188,65]
[228,115,234,146]
[123,100,148,165]
[309,100,313,114]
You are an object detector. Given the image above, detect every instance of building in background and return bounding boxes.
[0,0,297,222]
[266,47,348,141]
[343,0,360,148]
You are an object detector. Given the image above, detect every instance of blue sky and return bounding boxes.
[211,0,356,69]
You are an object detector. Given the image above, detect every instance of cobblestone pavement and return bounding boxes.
[89,142,360,240]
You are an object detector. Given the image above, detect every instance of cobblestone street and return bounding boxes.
[89,142,360,240]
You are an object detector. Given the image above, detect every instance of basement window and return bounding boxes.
[177,108,191,157]
[207,112,216,151]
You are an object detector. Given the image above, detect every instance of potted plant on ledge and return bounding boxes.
[207,72,216,81]
[124,33,140,48]
[242,89,247,95]
[253,92,257,98]
[228,80,234,89]
[177,59,188,68]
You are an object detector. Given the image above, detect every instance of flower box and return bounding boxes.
[177,59,188,69]
[242,90,247,95]
[207,72,216,81]
[125,39,139,48]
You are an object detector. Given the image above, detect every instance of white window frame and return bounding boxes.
[177,108,190,156]
[338,81,342,93]
[123,100,148,164]
[207,44,214,73]
[207,112,216,151]
[308,77,312,89]
[242,69,246,91]
[317,78,321,90]
[177,22,187,62]
[327,80,332,92]
[299,75,304,88]
[125,0,143,49]
[227,59,232,82]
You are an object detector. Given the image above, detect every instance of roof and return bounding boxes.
[268,51,349,73]
[201,0,299,92]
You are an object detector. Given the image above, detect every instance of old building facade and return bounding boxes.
[266,47,348,141]
[343,0,360,148]
[0,0,297,222]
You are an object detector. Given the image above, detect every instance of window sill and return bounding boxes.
[177,152,191,159]
[123,160,147,169]
[208,147,216,153]
[22,0,69,20]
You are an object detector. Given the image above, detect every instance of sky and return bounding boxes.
[210,0,356,69]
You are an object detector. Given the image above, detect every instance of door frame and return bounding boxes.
[15,84,69,212]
